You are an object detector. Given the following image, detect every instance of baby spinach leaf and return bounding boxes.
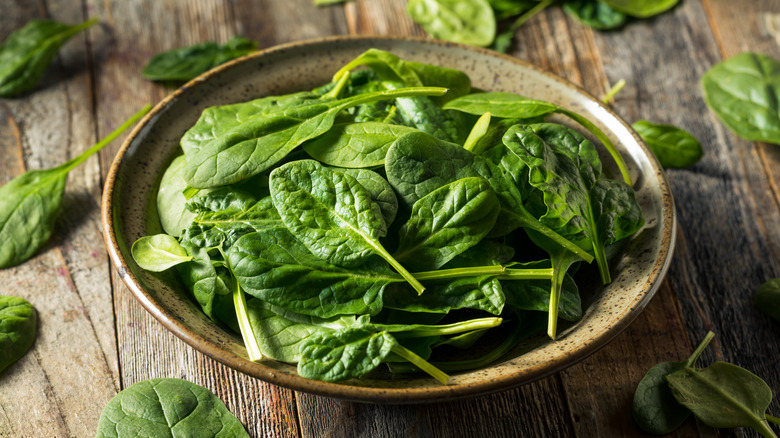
[701,52,780,145]
[488,0,537,19]
[156,155,212,237]
[270,160,425,294]
[406,0,496,47]
[503,260,582,322]
[503,123,644,283]
[142,36,258,82]
[562,0,627,30]
[441,239,515,269]
[385,131,595,263]
[0,18,96,97]
[177,242,232,319]
[228,228,400,318]
[0,105,150,268]
[383,276,506,315]
[339,168,398,227]
[182,86,446,189]
[632,120,703,168]
[298,327,397,381]
[633,331,714,435]
[95,378,249,437]
[392,93,467,144]
[131,234,193,272]
[302,122,417,168]
[0,295,36,374]
[755,278,780,322]
[600,0,678,18]
[444,92,632,184]
[246,299,355,362]
[395,177,500,271]
[666,362,777,437]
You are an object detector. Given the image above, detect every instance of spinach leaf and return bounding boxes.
[406,0,496,47]
[600,0,678,18]
[131,234,193,272]
[177,242,232,319]
[562,0,627,30]
[228,228,400,318]
[633,332,714,435]
[0,295,36,374]
[395,177,500,271]
[142,37,258,82]
[755,279,780,322]
[666,362,777,437]
[302,122,417,168]
[245,299,356,362]
[339,168,398,227]
[632,120,703,168]
[269,160,425,294]
[156,155,212,237]
[701,52,780,145]
[440,239,515,269]
[503,260,582,322]
[95,378,249,437]
[383,276,506,315]
[385,131,595,263]
[0,105,150,268]
[391,93,467,144]
[503,123,644,283]
[488,0,537,19]
[0,18,96,97]
[444,91,632,184]
[181,86,446,188]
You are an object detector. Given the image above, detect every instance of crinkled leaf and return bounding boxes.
[339,167,398,227]
[0,295,36,374]
[298,327,397,381]
[406,0,496,47]
[383,276,505,315]
[95,378,249,437]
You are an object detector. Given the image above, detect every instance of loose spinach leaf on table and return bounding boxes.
[269,159,425,294]
[633,332,714,435]
[0,105,150,268]
[701,52,780,145]
[632,120,703,168]
[95,378,249,438]
[666,362,778,438]
[395,177,500,271]
[0,18,96,97]
[0,295,36,374]
[406,0,496,48]
[562,0,627,30]
[755,278,780,322]
[599,0,678,17]
[181,86,446,188]
[142,36,258,82]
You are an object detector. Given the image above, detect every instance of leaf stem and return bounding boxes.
[391,344,449,384]
[602,79,626,105]
[512,210,595,263]
[509,0,554,31]
[233,284,263,361]
[368,239,426,295]
[412,265,553,281]
[322,71,350,99]
[684,331,715,368]
[63,105,152,173]
[766,414,780,426]
[391,317,503,338]
[463,112,491,152]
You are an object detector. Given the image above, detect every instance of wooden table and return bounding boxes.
[2,1,779,437]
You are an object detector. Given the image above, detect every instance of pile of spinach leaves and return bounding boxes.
[132,48,644,383]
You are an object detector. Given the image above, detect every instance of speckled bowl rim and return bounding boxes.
[102,35,676,403]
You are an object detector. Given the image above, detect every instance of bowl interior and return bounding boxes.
[102,36,675,402]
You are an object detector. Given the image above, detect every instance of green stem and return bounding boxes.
[684,331,715,368]
[512,209,595,264]
[391,344,449,384]
[509,0,554,31]
[766,414,780,426]
[602,79,626,105]
[368,239,425,295]
[233,284,263,361]
[392,317,503,338]
[412,265,553,281]
[463,112,491,152]
[63,105,152,173]
[558,108,632,185]
[323,71,350,99]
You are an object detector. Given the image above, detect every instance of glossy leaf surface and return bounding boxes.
[0,295,36,374]
[632,120,703,168]
[131,234,193,272]
[142,37,257,82]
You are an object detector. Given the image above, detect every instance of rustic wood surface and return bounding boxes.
[1,0,779,437]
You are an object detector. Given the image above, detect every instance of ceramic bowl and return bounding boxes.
[102,36,675,403]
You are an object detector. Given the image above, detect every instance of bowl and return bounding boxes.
[101,36,676,403]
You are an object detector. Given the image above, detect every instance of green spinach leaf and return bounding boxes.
[633,331,714,435]
[406,0,496,47]
[95,378,249,437]
[563,0,627,30]
[701,52,780,145]
[131,234,193,272]
[142,37,258,82]
[395,177,500,271]
[269,160,425,294]
[755,279,780,322]
[181,86,446,188]
[0,295,36,374]
[302,122,417,168]
[156,155,212,237]
[600,0,678,17]
[0,105,150,268]
[503,260,582,322]
[0,18,96,97]
[338,168,399,227]
[632,120,703,168]
[383,276,506,315]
